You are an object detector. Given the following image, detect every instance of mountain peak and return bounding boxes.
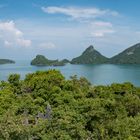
[71,45,108,64]
[82,45,94,55]
[88,45,94,49]
[86,45,94,51]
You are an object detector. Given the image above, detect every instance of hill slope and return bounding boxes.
[71,45,108,64]
[110,43,140,64]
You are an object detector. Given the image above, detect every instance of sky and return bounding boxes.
[0,0,140,60]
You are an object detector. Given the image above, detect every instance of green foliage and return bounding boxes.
[110,43,140,64]
[8,74,20,85]
[31,55,69,66]
[0,70,140,139]
[71,43,140,64]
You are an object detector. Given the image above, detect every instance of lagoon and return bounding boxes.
[0,60,140,86]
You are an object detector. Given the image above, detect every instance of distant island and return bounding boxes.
[71,43,140,64]
[0,59,15,64]
[31,55,69,66]
[31,43,140,66]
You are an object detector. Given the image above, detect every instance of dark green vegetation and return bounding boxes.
[110,43,140,64]
[31,55,69,66]
[0,59,15,64]
[31,43,140,66]
[71,43,140,64]
[71,45,108,64]
[0,70,140,139]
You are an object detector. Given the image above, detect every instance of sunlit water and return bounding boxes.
[0,60,140,86]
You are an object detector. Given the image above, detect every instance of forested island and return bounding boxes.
[0,59,15,64]
[0,43,140,66]
[31,55,69,66]
[0,70,140,139]
[71,43,140,64]
[31,43,140,66]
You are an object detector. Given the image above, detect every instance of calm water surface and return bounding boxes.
[0,60,140,86]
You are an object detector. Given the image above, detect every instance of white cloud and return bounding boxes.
[0,21,31,47]
[42,6,119,20]
[90,21,115,37]
[39,42,56,49]
[17,38,31,47]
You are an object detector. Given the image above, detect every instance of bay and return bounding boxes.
[0,60,140,86]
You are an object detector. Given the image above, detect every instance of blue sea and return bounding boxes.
[0,60,140,86]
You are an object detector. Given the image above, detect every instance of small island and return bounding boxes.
[31,55,69,66]
[0,59,15,65]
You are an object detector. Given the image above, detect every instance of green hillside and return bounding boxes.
[31,43,140,66]
[110,43,140,64]
[71,45,108,64]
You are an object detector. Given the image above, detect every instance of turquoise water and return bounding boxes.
[0,60,140,86]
